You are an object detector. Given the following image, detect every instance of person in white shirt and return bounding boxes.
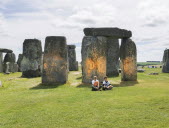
[91,76,101,91]
[102,76,113,90]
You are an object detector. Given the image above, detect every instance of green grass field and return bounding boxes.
[0,68,169,128]
[137,62,162,66]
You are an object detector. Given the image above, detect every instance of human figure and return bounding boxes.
[92,76,101,91]
[102,76,113,90]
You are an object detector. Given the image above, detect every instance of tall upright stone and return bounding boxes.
[17,54,23,72]
[162,49,169,73]
[106,38,120,76]
[0,52,3,73]
[67,45,78,71]
[120,38,137,81]
[3,53,16,73]
[81,36,107,84]
[42,36,68,84]
[21,39,42,77]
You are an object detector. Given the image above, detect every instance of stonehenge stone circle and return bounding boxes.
[67,45,78,71]
[120,38,137,81]
[106,38,120,76]
[21,39,42,77]
[84,28,132,38]
[162,49,169,73]
[0,52,3,73]
[3,53,16,73]
[17,54,23,72]
[81,36,107,84]
[42,36,68,84]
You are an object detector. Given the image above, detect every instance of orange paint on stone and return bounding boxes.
[97,57,106,73]
[123,57,135,75]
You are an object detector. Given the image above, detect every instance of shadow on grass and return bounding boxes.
[30,83,63,90]
[76,76,82,80]
[76,83,91,88]
[113,81,139,87]
[76,81,139,88]
[18,76,41,79]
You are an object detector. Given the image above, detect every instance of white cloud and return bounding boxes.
[0,0,169,62]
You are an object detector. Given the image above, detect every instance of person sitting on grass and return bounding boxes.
[102,76,113,90]
[92,76,101,91]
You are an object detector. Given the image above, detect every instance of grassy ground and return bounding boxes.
[0,68,169,128]
[137,62,162,66]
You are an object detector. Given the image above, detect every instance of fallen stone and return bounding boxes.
[106,38,120,76]
[120,38,137,81]
[162,49,169,73]
[84,27,132,38]
[137,69,145,72]
[42,36,68,84]
[149,72,159,75]
[0,48,13,53]
[21,39,42,77]
[81,36,107,84]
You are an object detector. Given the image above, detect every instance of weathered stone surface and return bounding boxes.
[21,39,42,77]
[3,62,10,74]
[3,53,16,73]
[4,53,16,63]
[120,38,137,81]
[75,61,78,71]
[84,28,132,38]
[17,54,23,72]
[106,38,120,76]
[81,36,107,84]
[0,52,3,73]
[67,45,78,71]
[0,48,13,53]
[14,63,18,72]
[42,36,68,84]
[162,49,169,73]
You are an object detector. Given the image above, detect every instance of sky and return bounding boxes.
[0,0,169,62]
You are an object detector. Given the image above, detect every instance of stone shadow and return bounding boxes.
[76,83,91,88]
[76,81,139,88]
[76,76,82,80]
[113,81,139,87]
[30,83,63,90]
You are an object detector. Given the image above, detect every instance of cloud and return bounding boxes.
[0,0,169,62]
[138,0,169,27]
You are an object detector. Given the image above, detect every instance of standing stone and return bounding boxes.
[42,36,68,84]
[21,39,42,77]
[0,52,3,73]
[17,54,23,72]
[3,62,10,74]
[67,45,78,71]
[3,53,16,73]
[162,49,169,73]
[13,63,18,72]
[106,38,120,76]
[75,61,78,71]
[120,38,137,81]
[81,36,107,84]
